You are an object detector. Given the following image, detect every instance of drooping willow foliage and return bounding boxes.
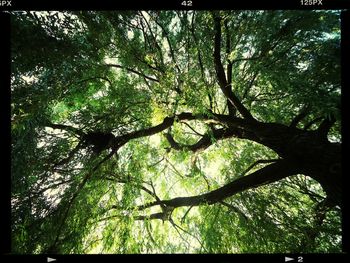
[11,10,341,254]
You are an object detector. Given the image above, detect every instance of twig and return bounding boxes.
[180,121,204,136]
[240,159,280,177]
[181,206,193,224]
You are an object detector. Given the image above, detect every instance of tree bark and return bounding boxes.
[138,160,299,211]
[164,115,342,207]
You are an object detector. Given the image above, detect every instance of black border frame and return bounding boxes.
[1,1,349,262]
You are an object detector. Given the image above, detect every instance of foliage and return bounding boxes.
[11,10,341,254]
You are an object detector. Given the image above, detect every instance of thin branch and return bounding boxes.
[181,206,193,224]
[242,73,258,100]
[62,76,113,92]
[53,141,84,168]
[289,105,310,128]
[148,157,165,167]
[149,181,166,211]
[169,217,207,252]
[219,201,248,221]
[224,18,234,117]
[169,219,192,249]
[153,16,181,75]
[165,158,185,179]
[303,117,323,131]
[45,122,85,137]
[105,63,159,82]
[240,158,280,177]
[140,11,164,67]
[145,222,159,248]
[190,13,214,109]
[29,178,74,198]
[180,121,204,136]
[103,176,156,199]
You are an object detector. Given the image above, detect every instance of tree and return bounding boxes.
[11,10,342,254]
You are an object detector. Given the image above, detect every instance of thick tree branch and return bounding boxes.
[137,160,298,211]
[113,112,227,150]
[224,19,236,116]
[166,128,237,152]
[212,14,254,120]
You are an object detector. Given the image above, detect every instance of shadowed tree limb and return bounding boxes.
[240,158,281,178]
[303,117,323,131]
[212,13,255,121]
[45,122,85,137]
[46,112,254,159]
[181,206,194,223]
[317,114,336,138]
[224,19,236,117]
[289,105,310,128]
[136,159,299,211]
[180,121,204,136]
[53,141,84,168]
[165,128,237,152]
[105,63,159,82]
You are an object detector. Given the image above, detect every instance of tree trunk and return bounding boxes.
[242,120,342,206]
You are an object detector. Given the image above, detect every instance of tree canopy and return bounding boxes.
[11,10,342,254]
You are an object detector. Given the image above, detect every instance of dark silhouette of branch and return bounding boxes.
[224,19,236,117]
[317,115,336,138]
[53,141,84,168]
[140,11,165,67]
[303,117,323,131]
[153,16,181,75]
[45,122,85,137]
[212,13,255,120]
[166,128,236,152]
[219,201,249,221]
[240,158,281,177]
[289,105,310,128]
[242,73,258,100]
[181,206,193,223]
[180,121,204,136]
[190,13,214,108]
[137,160,298,211]
[105,63,159,82]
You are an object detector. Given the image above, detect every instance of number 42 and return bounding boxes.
[181,1,193,6]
